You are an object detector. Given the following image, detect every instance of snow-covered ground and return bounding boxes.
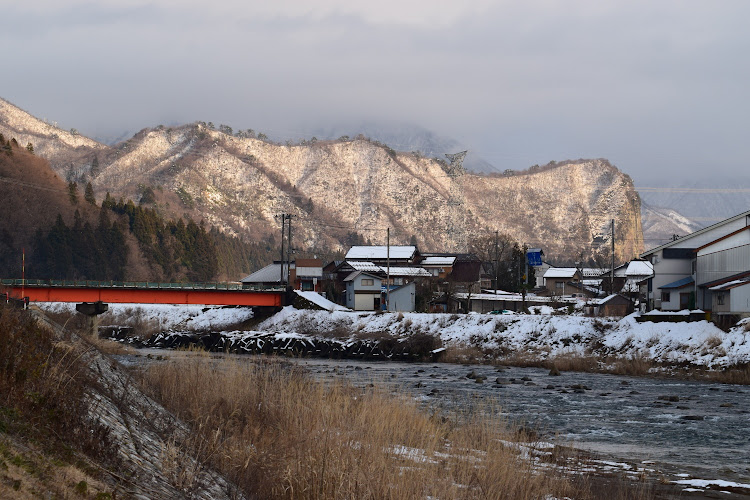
[257,307,750,368]
[38,302,750,367]
[40,302,255,331]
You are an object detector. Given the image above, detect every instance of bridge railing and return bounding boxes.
[0,278,284,292]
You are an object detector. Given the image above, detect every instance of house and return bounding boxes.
[708,277,750,319]
[420,252,482,283]
[456,290,574,314]
[292,259,323,292]
[342,269,419,312]
[344,271,382,311]
[241,261,291,288]
[584,294,633,317]
[387,282,416,312]
[641,209,750,311]
[695,225,750,312]
[345,245,421,266]
[616,260,654,307]
[534,261,553,288]
[542,268,582,297]
[241,260,323,292]
[420,255,456,279]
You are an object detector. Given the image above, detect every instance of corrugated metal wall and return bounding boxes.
[697,244,750,284]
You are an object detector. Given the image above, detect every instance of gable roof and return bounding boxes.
[543,267,579,279]
[708,277,750,291]
[241,262,293,283]
[641,209,750,257]
[695,225,750,252]
[625,260,654,277]
[345,246,417,260]
[699,270,750,289]
[421,256,456,266]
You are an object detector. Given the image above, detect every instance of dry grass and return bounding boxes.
[140,355,619,500]
[692,363,750,385]
[0,305,117,497]
[441,345,493,364]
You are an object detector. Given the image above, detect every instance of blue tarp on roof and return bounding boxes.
[659,276,694,289]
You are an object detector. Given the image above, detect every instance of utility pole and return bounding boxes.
[277,214,286,286]
[286,214,293,287]
[386,227,390,312]
[494,231,499,298]
[21,248,25,307]
[524,243,529,287]
[611,219,615,295]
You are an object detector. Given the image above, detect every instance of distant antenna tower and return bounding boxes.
[444,150,467,178]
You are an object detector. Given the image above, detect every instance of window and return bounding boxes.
[661,291,671,303]
[361,278,374,286]
[555,281,564,289]
[717,293,725,306]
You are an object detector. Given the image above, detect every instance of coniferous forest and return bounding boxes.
[27,196,276,282]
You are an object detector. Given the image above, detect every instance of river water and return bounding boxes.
[290,358,750,487]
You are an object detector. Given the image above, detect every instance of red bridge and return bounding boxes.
[1,279,286,308]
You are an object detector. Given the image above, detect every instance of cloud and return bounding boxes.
[2,1,750,182]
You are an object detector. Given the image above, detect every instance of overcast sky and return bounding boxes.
[2,1,749,185]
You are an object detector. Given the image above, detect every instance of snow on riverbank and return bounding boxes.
[258,307,750,367]
[38,302,750,367]
[39,302,255,331]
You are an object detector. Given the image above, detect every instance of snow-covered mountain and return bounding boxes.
[640,202,704,251]
[1,97,643,263]
[302,121,498,174]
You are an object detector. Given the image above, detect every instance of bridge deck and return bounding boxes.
[1,279,285,307]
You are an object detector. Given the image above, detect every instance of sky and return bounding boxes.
[2,0,749,186]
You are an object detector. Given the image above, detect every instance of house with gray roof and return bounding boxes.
[641,209,750,312]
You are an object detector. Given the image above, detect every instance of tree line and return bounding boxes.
[25,194,275,282]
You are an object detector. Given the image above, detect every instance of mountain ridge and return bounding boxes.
[1,98,644,265]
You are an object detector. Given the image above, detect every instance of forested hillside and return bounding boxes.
[0,136,274,281]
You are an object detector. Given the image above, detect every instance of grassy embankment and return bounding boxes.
[0,305,117,498]
[141,351,655,499]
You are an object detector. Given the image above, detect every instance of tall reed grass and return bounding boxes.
[140,354,650,499]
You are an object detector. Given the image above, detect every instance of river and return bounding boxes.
[289,358,750,489]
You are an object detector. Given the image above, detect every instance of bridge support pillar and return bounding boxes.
[75,301,109,337]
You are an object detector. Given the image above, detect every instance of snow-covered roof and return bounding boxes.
[345,245,417,260]
[346,261,430,277]
[348,261,382,272]
[455,292,576,303]
[589,294,619,305]
[480,289,515,295]
[241,263,293,283]
[582,268,607,277]
[709,278,750,291]
[385,267,431,277]
[421,256,456,266]
[293,290,350,311]
[543,268,578,279]
[625,260,654,277]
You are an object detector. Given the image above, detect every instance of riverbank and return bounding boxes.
[41,302,750,383]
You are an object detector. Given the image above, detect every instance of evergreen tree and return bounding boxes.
[84,182,96,205]
[68,182,79,205]
[90,155,100,177]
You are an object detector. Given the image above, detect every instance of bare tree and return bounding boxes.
[468,231,517,291]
